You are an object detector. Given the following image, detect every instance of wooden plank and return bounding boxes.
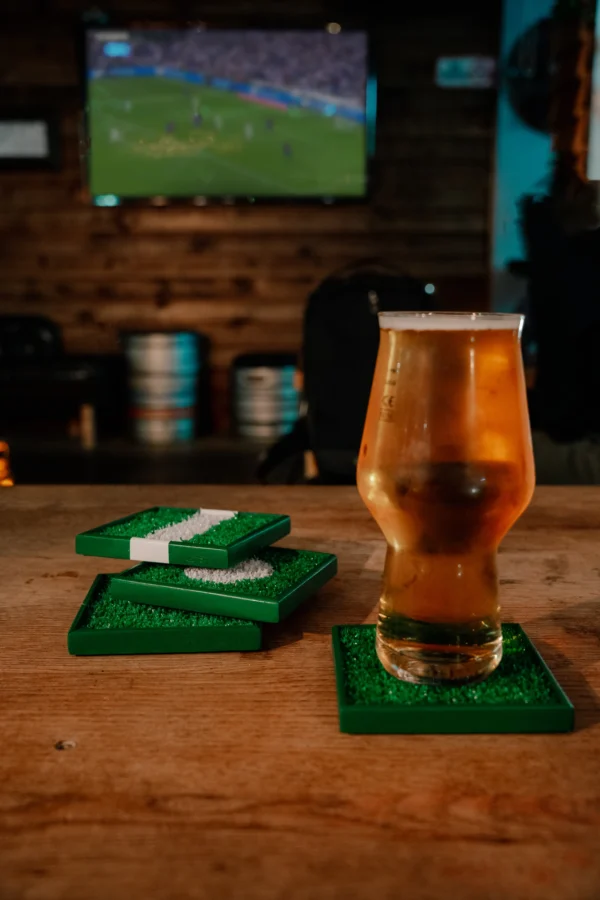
[0,232,488,256]
[0,166,490,211]
[0,485,599,900]
[0,276,317,303]
[54,0,341,17]
[0,257,487,280]
[377,92,495,136]
[0,273,488,306]
[0,234,488,280]
[0,274,490,357]
[5,298,305,329]
[0,207,487,237]
[375,14,500,74]
[0,184,86,210]
[0,31,76,87]
[120,207,487,235]
[376,135,491,164]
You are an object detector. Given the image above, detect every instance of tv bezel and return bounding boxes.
[81,18,376,207]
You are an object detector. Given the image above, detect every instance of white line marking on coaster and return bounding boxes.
[144,509,237,543]
[130,537,170,563]
[184,558,274,585]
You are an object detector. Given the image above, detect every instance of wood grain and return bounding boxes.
[0,484,599,900]
[0,0,499,377]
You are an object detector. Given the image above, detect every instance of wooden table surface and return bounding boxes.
[1,485,600,900]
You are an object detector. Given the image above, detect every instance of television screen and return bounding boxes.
[85,28,371,200]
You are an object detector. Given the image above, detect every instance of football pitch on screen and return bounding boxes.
[88,77,366,197]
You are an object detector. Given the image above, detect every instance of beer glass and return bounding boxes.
[357,312,535,684]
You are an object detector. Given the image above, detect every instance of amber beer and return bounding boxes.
[357,313,535,684]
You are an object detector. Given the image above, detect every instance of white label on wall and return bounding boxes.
[435,57,496,89]
[0,122,49,158]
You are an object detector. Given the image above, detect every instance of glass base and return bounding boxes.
[376,626,503,686]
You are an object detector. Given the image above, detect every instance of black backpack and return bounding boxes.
[303,261,434,482]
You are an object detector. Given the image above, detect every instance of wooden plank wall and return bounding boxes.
[0,0,500,427]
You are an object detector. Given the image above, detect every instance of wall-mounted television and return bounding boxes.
[85,27,374,203]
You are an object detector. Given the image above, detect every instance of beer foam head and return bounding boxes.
[379,312,524,334]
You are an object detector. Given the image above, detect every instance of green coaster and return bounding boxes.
[110,547,338,623]
[332,624,574,734]
[75,506,290,568]
[68,575,262,655]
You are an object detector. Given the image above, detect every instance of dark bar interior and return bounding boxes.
[1,3,599,897]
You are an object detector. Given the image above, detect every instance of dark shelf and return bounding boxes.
[9,436,267,485]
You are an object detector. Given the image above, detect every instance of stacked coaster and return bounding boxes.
[69,506,337,655]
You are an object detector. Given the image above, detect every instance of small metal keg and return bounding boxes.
[124,332,200,445]
[232,353,300,440]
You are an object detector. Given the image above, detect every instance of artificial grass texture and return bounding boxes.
[81,580,251,630]
[123,548,326,598]
[97,508,281,548]
[188,513,279,548]
[338,624,560,707]
[97,507,194,538]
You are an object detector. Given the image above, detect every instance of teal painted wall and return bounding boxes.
[491,0,554,311]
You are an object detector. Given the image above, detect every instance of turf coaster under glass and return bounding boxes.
[332,624,574,734]
[75,506,290,568]
[68,575,262,655]
[110,547,338,623]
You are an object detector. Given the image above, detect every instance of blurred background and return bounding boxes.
[1,0,599,485]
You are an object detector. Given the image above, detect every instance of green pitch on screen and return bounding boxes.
[88,78,366,197]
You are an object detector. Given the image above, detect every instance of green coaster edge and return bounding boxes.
[332,624,574,734]
[68,575,262,655]
[111,549,338,623]
[75,507,291,567]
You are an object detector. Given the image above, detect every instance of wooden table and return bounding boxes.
[1,486,600,900]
